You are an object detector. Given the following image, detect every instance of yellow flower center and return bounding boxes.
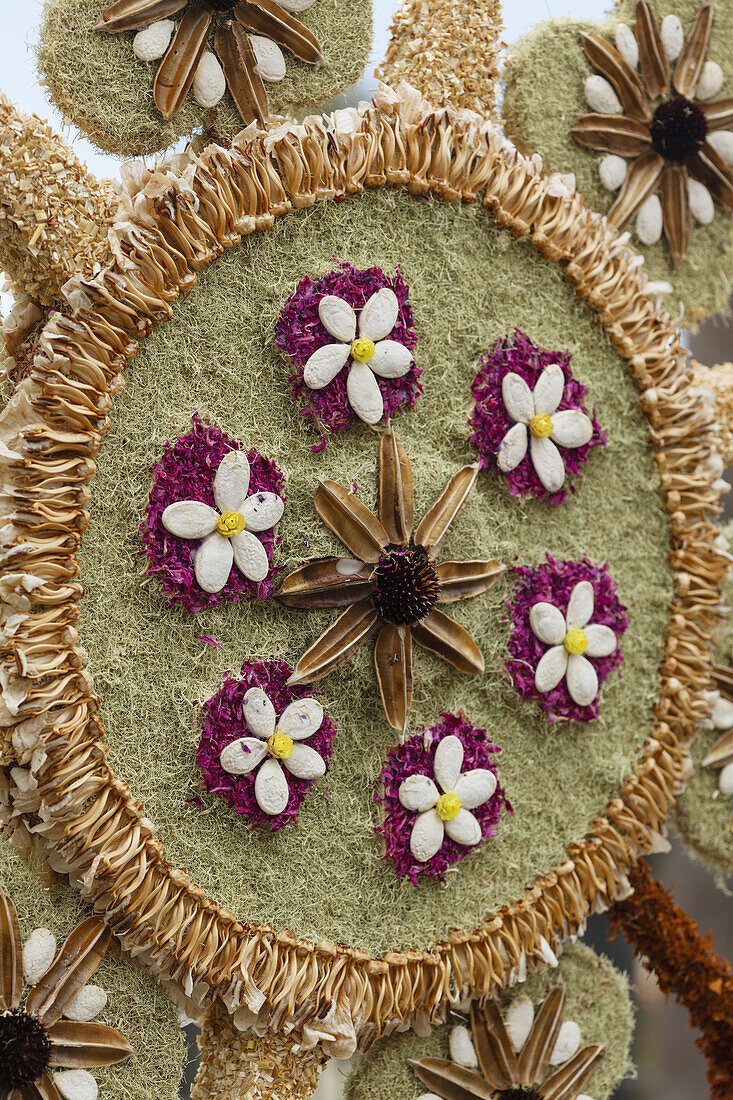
[564,627,588,655]
[217,510,246,537]
[267,731,294,759]
[351,338,376,363]
[436,792,462,821]
[529,413,554,438]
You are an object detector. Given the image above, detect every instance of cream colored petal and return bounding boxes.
[707,130,733,166]
[615,23,639,68]
[550,409,594,449]
[449,1025,478,1068]
[239,491,284,532]
[583,624,618,658]
[193,51,226,109]
[213,450,250,512]
[23,928,56,985]
[243,687,277,738]
[453,768,497,808]
[195,532,233,593]
[410,808,444,862]
[255,758,289,815]
[566,581,594,629]
[502,372,534,423]
[278,0,316,10]
[249,34,286,81]
[712,694,733,729]
[277,698,323,740]
[566,653,599,706]
[505,996,535,1052]
[535,645,568,693]
[533,363,565,416]
[433,734,464,793]
[162,500,219,539]
[133,19,175,61]
[358,288,399,341]
[688,177,715,224]
[497,421,528,472]
[318,295,356,342]
[54,1069,98,1100]
[530,602,567,645]
[219,737,268,776]
[444,807,481,846]
[347,361,384,424]
[368,340,413,378]
[303,343,350,388]
[283,742,326,780]
[696,60,723,100]
[584,74,623,114]
[719,762,733,795]
[660,14,684,60]
[530,435,565,493]
[636,193,663,244]
[63,984,107,1023]
[550,1020,582,1065]
[232,530,269,582]
[599,153,627,191]
[398,773,440,812]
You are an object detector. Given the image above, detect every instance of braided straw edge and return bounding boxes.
[0,83,726,1056]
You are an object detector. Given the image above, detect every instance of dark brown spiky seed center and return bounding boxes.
[0,1008,51,1088]
[372,548,439,626]
[499,1090,543,1100]
[650,97,708,163]
[200,0,235,11]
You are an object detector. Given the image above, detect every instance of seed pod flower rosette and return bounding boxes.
[0,79,726,1075]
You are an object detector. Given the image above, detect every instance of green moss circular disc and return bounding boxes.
[502,0,733,326]
[344,942,634,1100]
[38,0,373,157]
[77,186,673,956]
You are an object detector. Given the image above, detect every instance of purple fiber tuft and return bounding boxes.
[506,555,628,723]
[374,713,511,883]
[275,262,422,446]
[197,658,336,830]
[468,329,606,504]
[141,414,285,613]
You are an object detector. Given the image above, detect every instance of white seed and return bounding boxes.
[254,758,289,815]
[550,1020,582,1064]
[584,75,622,115]
[636,193,663,244]
[712,693,733,729]
[54,1070,98,1100]
[132,19,174,62]
[410,809,444,862]
[505,997,534,1052]
[644,280,673,297]
[250,35,287,82]
[318,295,356,342]
[23,928,56,984]
[537,935,559,967]
[64,985,107,1023]
[193,51,226,109]
[660,14,684,61]
[719,762,733,795]
[358,288,399,342]
[243,687,276,738]
[547,172,576,198]
[707,130,733,166]
[615,23,639,69]
[449,1025,478,1068]
[599,153,627,191]
[277,0,316,9]
[696,60,724,101]
[688,178,715,224]
[346,360,384,424]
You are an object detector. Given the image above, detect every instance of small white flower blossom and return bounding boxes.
[398,734,497,863]
[161,451,284,594]
[497,364,594,493]
[219,688,326,815]
[302,288,414,425]
[531,581,619,707]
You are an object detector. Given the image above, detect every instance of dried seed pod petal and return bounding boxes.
[277,557,374,609]
[634,0,670,98]
[249,34,287,82]
[468,1001,520,1088]
[287,599,379,684]
[379,429,414,545]
[214,20,269,127]
[435,560,504,604]
[700,96,733,130]
[517,986,566,1087]
[703,728,733,768]
[660,164,691,270]
[153,7,212,121]
[374,622,413,733]
[414,465,479,558]
[689,145,733,210]
[410,1056,494,1100]
[95,0,187,33]
[571,113,652,156]
[607,151,664,229]
[580,32,649,118]
[411,610,484,674]
[47,1019,133,1067]
[540,1043,607,1100]
[314,479,388,563]
[673,2,714,98]
[0,889,23,1011]
[26,919,111,1028]
[234,0,324,65]
[23,929,57,986]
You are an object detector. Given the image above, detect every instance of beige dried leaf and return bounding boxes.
[0,888,23,1011]
[48,1018,134,1068]
[379,429,414,545]
[314,479,388,563]
[374,623,413,734]
[287,599,379,684]
[414,465,479,559]
[436,560,504,603]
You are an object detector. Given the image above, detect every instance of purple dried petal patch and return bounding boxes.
[275,262,422,447]
[141,414,285,613]
[507,555,628,723]
[197,658,336,830]
[468,329,606,504]
[374,712,511,883]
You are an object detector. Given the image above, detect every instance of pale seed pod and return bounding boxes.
[660,14,684,61]
[599,154,627,191]
[193,51,226,109]
[615,23,639,69]
[636,193,663,245]
[584,75,623,115]
[696,60,724,100]
[688,178,715,224]
[132,19,174,62]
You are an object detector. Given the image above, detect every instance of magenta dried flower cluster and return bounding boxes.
[275,262,421,447]
[142,414,285,612]
[197,658,336,830]
[468,329,605,503]
[507,556,628,723]
[375,713,511,883]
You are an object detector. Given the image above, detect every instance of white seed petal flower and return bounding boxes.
[550,409,594,448]
[636,193,663,245]
[240,492,285,532]
[278,698,324,740]
[399,773,440,812]
[193,51,226,109]
[689,178,715,225]
[304,343,351,388]
[599,154,627,191]
[219,737,269,776]
[535,645,569,693]
[283,742,326,779]
[255,758,290,815]
[660,14,684,61]
[369,340,413,378]
[707,130,733,166]
[132,19,174,62]
[696,60,724,101]
[277,0,316,10]
[162,501,219,539]
[505,997,534,1052]
[566,581,594,629]
[584,74,623,115]
[449,1025,479,1068]
[502,373,534,423]
[64,984,108,1023]
[250,35,287,82]
[530,436,565,493]
[530,603,567,646]
[444,808,481,845]
[22,928,56,985]
[530,581,618,707]
[214,450,250,512]
[583,624,618,657]
[615,23,639,68]
[550,1020,582,1064]
[566,653,600,707]
[454,768,497,808]
[54,1069,99,1100]
[533,363,565,415]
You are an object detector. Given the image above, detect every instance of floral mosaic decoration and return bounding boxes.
[142,414,285,612]
[197,657,336,829]
[507,556,628,723]
[275,263,421,445]
[700,665,733,833]
[468,330,605,504]
[375,713,510,883]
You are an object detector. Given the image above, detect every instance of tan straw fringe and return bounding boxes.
[0,82,727,1056]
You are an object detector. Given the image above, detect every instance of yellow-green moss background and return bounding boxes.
[76,186,673,955]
